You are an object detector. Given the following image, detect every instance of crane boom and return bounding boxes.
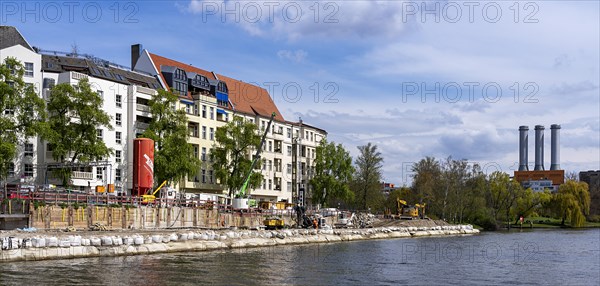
[237,112,276,198]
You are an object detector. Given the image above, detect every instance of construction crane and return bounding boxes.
[141,180,167,204]
[236,112,276,199]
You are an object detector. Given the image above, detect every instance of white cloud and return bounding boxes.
[277,49,307,63]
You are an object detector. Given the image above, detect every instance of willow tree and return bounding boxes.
[45,78,112,186]
[142,89,200,187]
[556,180,590,227]
[211,116,262,198]
[310,139,354,207]
[0,57,47,180]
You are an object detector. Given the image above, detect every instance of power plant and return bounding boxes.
[514,124,565,191]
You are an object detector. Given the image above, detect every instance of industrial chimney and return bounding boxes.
[534,125,545,171]
[550,124,561,170]
[518,126,529,171]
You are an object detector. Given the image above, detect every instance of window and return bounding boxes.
[186,104,191,114]
[116,94,122,108]
[287,164,292,174]
[201,169,206,183]
[97,90,104,98]
[24,142,34,157]
[193,145,199,159]
[287,182,292,192]
[287,128,291,138]
[209,170,214,183]
[268,141,272,152]
[24,62,33,77]
[97,129,103,140]
[267,160,272,171]
[115,150,122,162]
[268,179,272,190]
[96,167,104,180]
[209,128,214,141]
[263,179,266,189]
[202,147,207,161]
[209,107,214,120]
[202,105,206,118]
[24,164,33,177]
[202,126,207,139]
[189,124,199,138]
[116,113,122,126]
[115,169,122,182]
[193,104,199,116]
[287,146,292,156]
[7,162,15,177]
[116,131,122,144]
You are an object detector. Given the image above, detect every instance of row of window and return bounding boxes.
[97,129,123,145]
[189,124,215,141]
[189,169,215,184]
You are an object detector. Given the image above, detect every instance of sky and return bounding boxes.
[3,0,599,185]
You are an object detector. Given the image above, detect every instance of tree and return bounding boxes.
[310,139,354,207]
[487,171,524,227]
[142,89,200,187]
[513,188,552,222]
[411,157,441,209]
[555,180,590,227]
[211,116,262,197]
[0,57,47,180]
[44,78,111,186]
[353,142,384,211]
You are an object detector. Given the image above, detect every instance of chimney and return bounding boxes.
[550,124,561,170]
[131,44,142,71]
[518,126,529,171]
[534,125,545,171]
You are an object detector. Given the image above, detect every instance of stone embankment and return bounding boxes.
[0,225,478,262]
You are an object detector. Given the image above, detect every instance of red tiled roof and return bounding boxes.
[216,73,285,122]
[148,53,284,122]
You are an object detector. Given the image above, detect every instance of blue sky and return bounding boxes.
[3,1,599,185]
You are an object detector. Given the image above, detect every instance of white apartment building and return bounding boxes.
[0,26,43,190]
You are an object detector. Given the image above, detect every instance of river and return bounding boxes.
[1,229,598,285]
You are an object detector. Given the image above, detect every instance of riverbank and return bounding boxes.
[0,224,478,262]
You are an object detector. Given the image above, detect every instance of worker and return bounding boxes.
[313,218,318,229]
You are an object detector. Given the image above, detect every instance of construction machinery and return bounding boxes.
[393,198,425,220]
[263,216,285,229]
[233,112,276,209]
[141,180,167,204]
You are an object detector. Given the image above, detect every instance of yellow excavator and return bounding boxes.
[394,198,425,220]
[141,180,167,204]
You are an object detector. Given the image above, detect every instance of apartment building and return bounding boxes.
[0,26,43,189]
[133,48,327,204]
[1,26,327,203]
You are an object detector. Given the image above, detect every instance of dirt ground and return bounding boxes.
[371,218,450,228]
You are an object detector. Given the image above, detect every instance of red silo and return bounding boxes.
[133,138,154,196]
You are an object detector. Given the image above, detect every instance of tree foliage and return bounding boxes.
[310,139,354,207]
[555,180,590,227]
[142,89,200,187]
[353,142,384,211]
[44,77,112,186]
[0,57,47,180]
[211,116,262,197]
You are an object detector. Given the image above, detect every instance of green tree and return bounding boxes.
[487,171,524,227]
[211,116,262,197]
[411,157,441,209]
[0,57,47,180]
[310,139,354,207]
[353,142,384,211]
[556,180,590,227]
[142,89,200,187]
[513,188,552,222]
[44,78,111,186]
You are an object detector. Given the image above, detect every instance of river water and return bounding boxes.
[1,229,598,285]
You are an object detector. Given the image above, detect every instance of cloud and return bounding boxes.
[277,49,307,63]
[184,1,415,41]
[551,81,599,95]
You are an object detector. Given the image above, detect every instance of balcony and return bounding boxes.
[136,104,151,113]
[72,171,94,180]
[136,85,155,95]
[135,122,150,130]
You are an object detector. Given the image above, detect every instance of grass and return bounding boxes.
[524,216,600,228]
